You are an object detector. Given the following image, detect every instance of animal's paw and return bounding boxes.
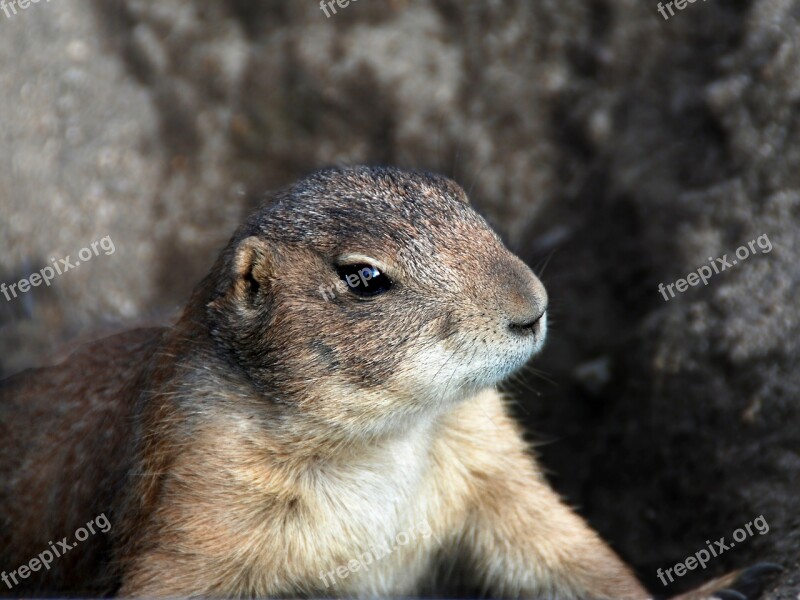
[709,563,783,600]
[669,563,782,600]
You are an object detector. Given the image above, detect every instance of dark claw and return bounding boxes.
[728,563,783,599]
[713,591,747,600]
[738,562,783,581]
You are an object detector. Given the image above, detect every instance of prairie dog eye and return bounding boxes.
[336,263,393,297]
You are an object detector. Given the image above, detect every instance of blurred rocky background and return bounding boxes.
[0,0,798,597]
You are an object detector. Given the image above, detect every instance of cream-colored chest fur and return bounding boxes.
[304,427,439,595]
[162,413,446,597]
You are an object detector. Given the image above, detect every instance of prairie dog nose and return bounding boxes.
[508,311,546,336]
[502,260,548,337]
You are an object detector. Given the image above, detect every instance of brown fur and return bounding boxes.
[0,167,742,598]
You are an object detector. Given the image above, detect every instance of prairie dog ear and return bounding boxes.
[231,236,275,304]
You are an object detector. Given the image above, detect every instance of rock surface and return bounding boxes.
[0,1,797,596]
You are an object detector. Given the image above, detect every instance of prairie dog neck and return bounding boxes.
[169,353,445,467]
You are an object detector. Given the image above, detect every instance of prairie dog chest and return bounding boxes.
[179,412,445,595]
[297,429,439,593]
[310,429,432,543]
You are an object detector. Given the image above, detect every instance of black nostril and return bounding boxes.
[508,312,544,335]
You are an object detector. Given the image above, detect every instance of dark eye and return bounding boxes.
[336,263,393,297]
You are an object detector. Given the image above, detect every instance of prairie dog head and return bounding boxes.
[206,167,547,438]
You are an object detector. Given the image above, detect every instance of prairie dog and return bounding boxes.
[0,167,761,598]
